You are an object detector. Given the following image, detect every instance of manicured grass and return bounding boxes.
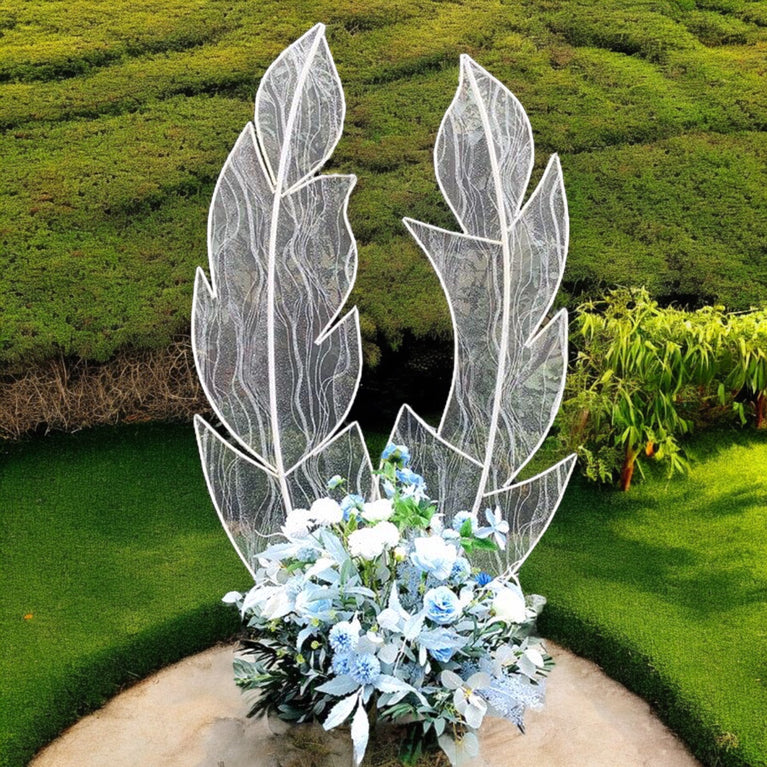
[1,423,765,766]
[0,423,248,767]
[1,0,766,369]
[524,428,767,767]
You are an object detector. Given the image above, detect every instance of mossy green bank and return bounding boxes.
[1,0,766,368]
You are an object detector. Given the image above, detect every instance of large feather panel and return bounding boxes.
[394,55,575,573]
[192,25,372,570]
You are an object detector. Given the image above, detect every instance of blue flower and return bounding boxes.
[410,536,457,581]
[329,621,357,653]
[450,557,472,584]
[350,653,381,685]
[476,506,510,550]
[340,493,364,520]
[381,443,410,466]
[428,645,458,663]
[327,474,345,490]
[423,586,462,625]
[332,652,352,676]
[452,511,478,533]
[475,572,493,587]
[396,467,424,487]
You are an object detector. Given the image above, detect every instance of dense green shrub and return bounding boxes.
[559,289,767,489]
[0,0,766,371]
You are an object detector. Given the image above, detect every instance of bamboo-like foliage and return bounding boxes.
[561,289,767,490]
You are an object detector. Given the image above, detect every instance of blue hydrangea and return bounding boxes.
[350,653,381,685]
[332,652,352,676]
[475,572,493,587]
[329,621,357,653]
[423,586,462,625]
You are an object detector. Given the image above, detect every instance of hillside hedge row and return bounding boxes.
[1,0,766,371]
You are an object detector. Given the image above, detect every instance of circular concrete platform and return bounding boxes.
[30,643,701,767]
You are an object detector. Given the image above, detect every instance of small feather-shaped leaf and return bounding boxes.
[255,23,345,191]
[485,454,576,573]
[195,417,372,573]
[351,699,370,766]
[389,405,481,520]
[194,415,279,577]
[323,691,360,731]
[435,55,533,240]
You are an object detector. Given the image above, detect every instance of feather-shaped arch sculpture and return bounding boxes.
[192,31,574,579]
[192,24,374,576]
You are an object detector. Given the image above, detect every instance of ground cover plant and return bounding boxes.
[1,423,765,767]
[1,0,766,374]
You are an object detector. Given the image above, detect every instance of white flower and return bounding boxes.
[374,521,400,548]
[282,508,313,539]
[349,521,400,559]
[441,670,491,729]
[361,498,394,522]
[411,535,457,580]
[491,583,527,624]
[349,527,386,559]
[393,545,408,562]
[309,497,344,526]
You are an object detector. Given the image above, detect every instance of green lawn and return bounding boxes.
[1,423,765,766]
[524,429,767,767]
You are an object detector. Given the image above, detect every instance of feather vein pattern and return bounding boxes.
[192,25,372,574]
[393,55,576,573]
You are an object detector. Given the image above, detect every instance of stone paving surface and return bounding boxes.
[30,642,702,767]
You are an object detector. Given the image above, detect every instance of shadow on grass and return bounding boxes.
[2,603,238,767]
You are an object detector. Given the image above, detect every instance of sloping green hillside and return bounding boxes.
[1,0,766,368]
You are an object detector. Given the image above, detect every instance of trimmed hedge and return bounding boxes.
[1,0,766,370]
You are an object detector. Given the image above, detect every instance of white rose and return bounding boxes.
[309,497,343,526]
[361,498,394,522]
[349,527,387,560]
[372,520,400,548]
[492,584,527,624]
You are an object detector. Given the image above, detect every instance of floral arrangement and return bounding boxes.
[224,445,552,766]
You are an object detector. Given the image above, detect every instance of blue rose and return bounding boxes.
[410,536,457,581]
[423,586,462,625]
[381,443,410,466]
[428,645,457,663]
[450,557,472,584]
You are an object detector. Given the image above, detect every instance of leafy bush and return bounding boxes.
[559,289,767,489]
